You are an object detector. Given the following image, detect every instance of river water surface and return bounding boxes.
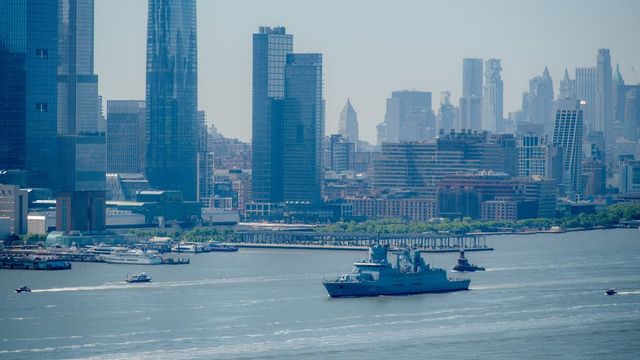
[1,228,639,359]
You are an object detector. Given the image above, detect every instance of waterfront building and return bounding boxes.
[0,185,29,238]
[595,49,613,142]
[559,69,576,100]
[251,26,293,203]
[56,0,106,233]
[338,99,359,143]
[146,0,199,201]
[437,91,457,132]
[552,99,584,197]
[106,100,146,174]
[378,90,433,142]
[517,134,553,179]
[576,67,596,133]
[346,195,437,223]
[0,0,58,189]
[283,53,324,208]
[482,59,503,132]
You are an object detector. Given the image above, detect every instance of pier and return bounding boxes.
[230,231,491,252]
[0,255,72,270]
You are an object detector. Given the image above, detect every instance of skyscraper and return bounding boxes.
[523,67,554,135]
[283,53,324,207]
[106,100,146,174]
[378,90,433,142]
[552,99,584,197]
[56,0,106,233]
[595,49,613,141]
[338,99,359,143]
[146,0,198,200]
[558,69,576,100]
[576,67,596,133]
[482,59,503,132]
[251,26,293,204]
[459,58,483,131]
[437,91,457,132]
[0,0,58,188]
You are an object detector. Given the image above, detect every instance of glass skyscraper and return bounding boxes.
[552,99,584,197]
[0,0,58,188]
[146,0,198,201]
[482,59,503,132]
[283,53,324,208]
[251,26,293,203]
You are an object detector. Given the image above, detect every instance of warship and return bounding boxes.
[323,245,470,297]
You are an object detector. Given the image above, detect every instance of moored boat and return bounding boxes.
[100,249,162,265]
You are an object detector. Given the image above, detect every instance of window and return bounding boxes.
[36,49,48,58]
[36,103,48,112]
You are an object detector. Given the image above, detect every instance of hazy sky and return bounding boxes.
[95,0,640,143]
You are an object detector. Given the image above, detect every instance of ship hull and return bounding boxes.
[323,279,470,298]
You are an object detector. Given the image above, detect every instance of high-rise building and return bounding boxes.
[106,100,146,174]
[459,58,483,131]
[338,99,358,143]
[482,59,503,132]
[146,0,198,200]
[462,58,483,98]
[0,1,58,188]
[576,67,597,133]
[378,90,433,142]
[595,49,613,141]
[437,91,457,132]
[56,0,106,233]
[0,184,29,237]
[552,99,584,197]
[283,53,324,208]
[329,134,355,172]
[196,111,214,206]
[619,156,640,194]
[558,69,576,100]
[517,134,553,179]
[251,26,293,203]
[523,67,554,135]
[623,86,640,141]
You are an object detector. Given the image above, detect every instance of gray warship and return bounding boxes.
[323,245,470,297]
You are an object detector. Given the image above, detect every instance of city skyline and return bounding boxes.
[95,0,640,143]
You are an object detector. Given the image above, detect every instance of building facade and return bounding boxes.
[338,99,358,143]
[146,0,199,200]
[378,90,433,143]
[595,49,613,141]
[459,58,483,131]
[106,100,145,174]
[251,26,293,203]
[0,0,58,189]
[482,59,503,132]
[522,67,554,136]
[552,99,584,197]
[576,67,596,133]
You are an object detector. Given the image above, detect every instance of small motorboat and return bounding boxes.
[15,286,31,293]
[605,288,617,296]
[125,272,152,283]
[453,250,485,272]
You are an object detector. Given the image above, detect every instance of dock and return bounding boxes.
[0,255,72,270]
[230,231,492,252]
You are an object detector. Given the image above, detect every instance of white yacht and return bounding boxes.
[171,242,205,253]
[100,249,162,265]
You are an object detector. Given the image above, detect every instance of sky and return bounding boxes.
[95,0,640,143]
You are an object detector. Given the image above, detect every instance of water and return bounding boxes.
[1,228,639,359]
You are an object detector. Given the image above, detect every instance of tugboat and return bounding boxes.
[15,285,31,293]
[453,250,485,272]
[125,272,152,283]
[605,288,617,296]
[323,245,470,297]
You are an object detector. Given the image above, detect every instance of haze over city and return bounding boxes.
[96,0,640,142]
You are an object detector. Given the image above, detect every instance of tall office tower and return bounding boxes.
[56,0,106,233]
[283,53,324,208]
[523,67,554,135]
[482,59,503,132]
[378,90,433,142]
[624,87,640,141]
[619,156,640,194]
[552,99,584,197]
[106,100,146,174]
[338,99,359,143]
[517,134,553,179]
[0,1,58,188]
[329,134,355,172]
[196,110,214,206]
[459,58,483,131]
[575,67,596,133]
[146,0,198,201]
[251,26,293,203]
[462,58,483,98]
[595,49,613,141]
[558,69,576,100]
[612,64,628,127]
[438,91,456,132]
